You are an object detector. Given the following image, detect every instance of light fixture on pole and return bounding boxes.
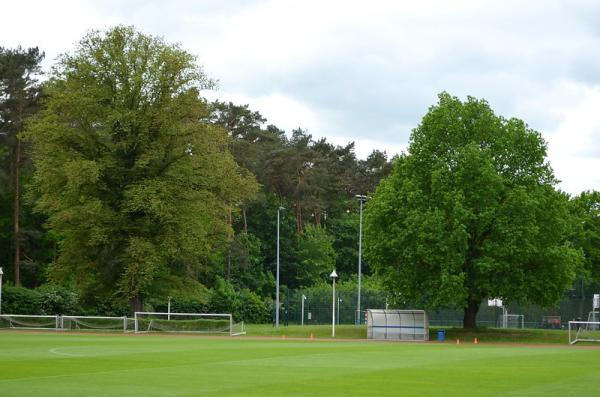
[355,194,367,324]
[330,269,338,337]
[0,267,3,315]
[276,206,285,327]
[301,294,307,326]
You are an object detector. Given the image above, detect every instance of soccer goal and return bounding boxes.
[134,312,246,336]
[0,314,60,330]
[366,309,429,341]
[569,321,600,344]
[498,314,525,329]
[61,315,129,332]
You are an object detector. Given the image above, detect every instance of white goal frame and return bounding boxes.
[499,313,525,329]
[60,315,129,332]
[569,321,600,344]
[134,312,246,336]
[0,314,60,330]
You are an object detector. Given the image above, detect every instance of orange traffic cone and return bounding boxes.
[282,334,287,340]
[310,333,315,340]
[474,337,479,344]
[456,338,460,345]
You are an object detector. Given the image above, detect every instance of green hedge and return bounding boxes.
[1,285,81,315]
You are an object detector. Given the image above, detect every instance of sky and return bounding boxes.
[1,0,599,194]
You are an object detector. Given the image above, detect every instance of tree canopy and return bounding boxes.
[26,26,258,310]
[364,92,583,328]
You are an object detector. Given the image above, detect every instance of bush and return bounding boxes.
[1,286,42,314]
[1,284,81,315]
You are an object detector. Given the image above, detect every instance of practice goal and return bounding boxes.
[498,313,525,329]
[134,312,246,336]
[61,315,129,332]
[569,321,600,344]
[0,314,60,330]
[366,309,429,341]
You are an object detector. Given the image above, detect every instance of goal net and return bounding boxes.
[61,316,130,332]
[134,312,246,336]
[0,314,60,330]
[569,321,600,344]
[498,314,524,328]
[366,309,429,341]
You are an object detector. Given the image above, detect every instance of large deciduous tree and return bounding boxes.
[365,92,582,328]
[26,26,257,311]
[0,46,44,286]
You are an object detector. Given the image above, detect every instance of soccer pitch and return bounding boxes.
[2,332,599,396]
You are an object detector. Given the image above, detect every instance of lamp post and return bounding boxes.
[276,206,284,327]
[301,294,307,326]
[330,269,338,337]
[0,267,3,315]
[167,296,172,320]
[355,194,367,324]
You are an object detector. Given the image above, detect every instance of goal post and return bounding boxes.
[498,313,525,329]
[569,321,600,344]
[134,312,245,336]
[0,314,60,330]
[61,315,129,332]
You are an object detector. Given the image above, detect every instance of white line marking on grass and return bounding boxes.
[49,347,83,357]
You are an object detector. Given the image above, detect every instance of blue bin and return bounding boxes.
[437,329,446,342]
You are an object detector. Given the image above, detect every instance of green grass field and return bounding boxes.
[2,330,600,396]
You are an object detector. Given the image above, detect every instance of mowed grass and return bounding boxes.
[1,331,599,397]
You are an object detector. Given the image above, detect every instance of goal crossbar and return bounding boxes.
[0,314,60,330]
[61,315,129,332]
[134,312,245,336]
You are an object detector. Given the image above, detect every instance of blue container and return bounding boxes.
[437,329,446,342]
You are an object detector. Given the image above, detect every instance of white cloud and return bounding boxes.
[1,0,599,194]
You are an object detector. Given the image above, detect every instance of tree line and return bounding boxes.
[1,26,597,327]
[0,27,392,315]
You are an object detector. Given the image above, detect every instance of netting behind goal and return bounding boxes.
[498,314,525,328]
[569,321,600,344]
[61,316,130,332]
[0,314,60,330]
[134,312,246,336]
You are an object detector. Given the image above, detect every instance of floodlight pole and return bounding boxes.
[337,295,342,325]
[330,270,338,337]
[356,194,367,324]
[0,267,3,315]
[276,206,284,327]
[301,294,307,326]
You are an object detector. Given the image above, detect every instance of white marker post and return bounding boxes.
[330,270,338,337]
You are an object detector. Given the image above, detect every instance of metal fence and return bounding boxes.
[275,288,596,329]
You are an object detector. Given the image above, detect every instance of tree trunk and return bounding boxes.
[226,209,232,279]
[463,300,480,329]
[13,119,22,286]
[295,203,303,234]
[242,207,248,235]
[130,295,143,314]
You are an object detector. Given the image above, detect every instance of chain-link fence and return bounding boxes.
[274,286,596,329]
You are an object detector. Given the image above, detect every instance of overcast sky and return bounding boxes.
[2,0,599,194]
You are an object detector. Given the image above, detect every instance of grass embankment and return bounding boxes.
[245,324,570,344]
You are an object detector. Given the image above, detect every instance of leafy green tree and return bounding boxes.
[365,92,582,328]
[571,191,600,283]
[0,46,45,285]
[26,26,257,311]
[296,224,337,286]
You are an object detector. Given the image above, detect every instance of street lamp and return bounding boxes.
[276,206,285,327]
[0,267,3,315]
[355,194,367,324]
[301,294,307,326]
[330,269,338,337]
[337,295,342,325]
